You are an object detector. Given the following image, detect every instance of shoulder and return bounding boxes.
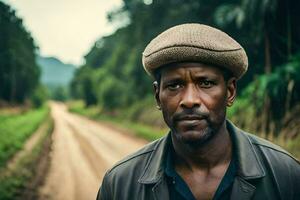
[105,136,165,179]
[98,137,166,199]
[247,133,299,164]
[244,132,300,198]
[227,120,299,167]
[243,132,300,185]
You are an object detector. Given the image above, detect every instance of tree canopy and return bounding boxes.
[0,2,40,103]
[72,0,300,135]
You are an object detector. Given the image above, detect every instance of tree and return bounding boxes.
[0,2,40,103]
[71,0,300,138]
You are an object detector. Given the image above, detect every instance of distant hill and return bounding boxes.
[36,56,76,100]
[37,56,76,88]
[37,56,76,89]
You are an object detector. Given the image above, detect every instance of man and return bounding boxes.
[97,24,300,200]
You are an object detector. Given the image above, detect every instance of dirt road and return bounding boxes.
[39,102,147,200]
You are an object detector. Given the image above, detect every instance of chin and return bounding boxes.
[175,128,216,147]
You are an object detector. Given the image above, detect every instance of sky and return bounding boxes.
[2,0,123,66]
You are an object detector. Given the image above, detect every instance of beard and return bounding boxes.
[162,107,226,148]
[172,123,216,147]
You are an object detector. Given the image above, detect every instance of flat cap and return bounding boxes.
[142,23,248,79]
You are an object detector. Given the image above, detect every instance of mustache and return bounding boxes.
[173,109,209,121]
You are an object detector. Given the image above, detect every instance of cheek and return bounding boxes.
[160,93,180,116]
[201,89,227,112]
[160,95,177,109]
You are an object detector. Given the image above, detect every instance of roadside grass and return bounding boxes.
[285,135,300,160]
[273,134,300,160]
[69,101,300,160]
[228,98,300,160]
[68,100,167,141]
[0,110,53,200]
[98,115,167,141]
[0,105,49,168]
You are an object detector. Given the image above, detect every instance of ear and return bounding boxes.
[226,77,237,107]
[153,81,161,110]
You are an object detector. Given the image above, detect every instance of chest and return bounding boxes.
[177,164,230,200]
[183,173,223,200]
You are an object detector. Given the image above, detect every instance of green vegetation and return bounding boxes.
[0,5,52,197]
[284,135,300,159]
[0,2,43,104]
[30,85,49,108]
[71,0,300,143]
[0,115,53,200]
[228,54,300,136]
[0,105,49,168]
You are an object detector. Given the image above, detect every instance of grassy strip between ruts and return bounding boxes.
[68,101,168,141]
[0,105,49,168]
[0,110,53,200]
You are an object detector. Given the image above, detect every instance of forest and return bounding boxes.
[0,3,52,198]
[1,0,300,156]
[71,0,300,140]
[0,2,47,107]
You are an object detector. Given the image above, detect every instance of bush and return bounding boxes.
[228,54,300,136]
[30,85,49,108]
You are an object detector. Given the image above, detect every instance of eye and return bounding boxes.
[167,83,182,91]
[199,80,215,88]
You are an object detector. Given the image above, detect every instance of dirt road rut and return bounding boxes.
[39,102,147,200]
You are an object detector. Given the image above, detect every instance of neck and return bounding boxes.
[172,121,232,171]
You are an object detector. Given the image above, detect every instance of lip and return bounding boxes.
[176,115,204,121]
[175,115,207,127]
[176,119,205,127]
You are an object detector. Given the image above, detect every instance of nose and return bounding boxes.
[180,84,201,109]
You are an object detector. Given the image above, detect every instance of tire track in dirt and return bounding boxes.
[38,102,147,200]
[66,122,108,178]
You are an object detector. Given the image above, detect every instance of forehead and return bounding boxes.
[159,62,224,80]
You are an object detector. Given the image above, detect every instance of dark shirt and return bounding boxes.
[165,144,237,200]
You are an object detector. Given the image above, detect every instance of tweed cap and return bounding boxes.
[142,23,248,79]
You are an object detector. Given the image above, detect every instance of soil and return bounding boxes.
[38,102,147,200]
[19,125,53,200]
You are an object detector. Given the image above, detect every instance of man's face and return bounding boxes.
[154,62,236,147]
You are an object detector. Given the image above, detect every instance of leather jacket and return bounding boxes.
[97,121,300,200]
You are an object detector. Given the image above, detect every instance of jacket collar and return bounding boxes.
[138,120,265,184]
[138,133,171,184]
[226,121,265,179]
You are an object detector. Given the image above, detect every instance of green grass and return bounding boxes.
[0,105,49,168]
[0,115,53,200]
[282,135,300,160]
[97,115,167,141]
[68,101,100,118]
[68,101,167,141]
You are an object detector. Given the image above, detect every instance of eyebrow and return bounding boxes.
[194,76,219,82]
[162,73,219,82]
[161,75,183,83]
